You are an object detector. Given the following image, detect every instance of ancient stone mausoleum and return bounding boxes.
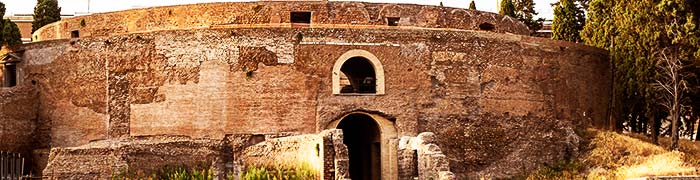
[0,1,611,179]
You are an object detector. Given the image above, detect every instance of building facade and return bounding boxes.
[0,1,610,179]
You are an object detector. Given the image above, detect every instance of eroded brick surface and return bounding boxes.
[5,3,610,178]
[0,85,38,154]
[42,136,224,179]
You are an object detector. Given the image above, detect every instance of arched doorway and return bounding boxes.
[337,114,381,180]
[326,112,398,180]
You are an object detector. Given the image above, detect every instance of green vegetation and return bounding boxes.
[527,160,582,179]
[112,166,214,180]
[527,129,698,179]
[79,19,86,27]
[2,20,22,46]
[513,0,545,34]
[241,164,317,180]
[499,0,546,34]
[581,0,700,149]
[0,2,5,19]
[552,0,585,42]
[498,0,516,17]
[468,1,476,10]
[32,0,62,33]
[0,2,22,46]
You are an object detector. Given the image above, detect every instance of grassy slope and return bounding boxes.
[527,129,699,179]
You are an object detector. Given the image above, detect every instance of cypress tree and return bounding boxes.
[32,0,62,33]
[552,0,584,42]
[514,0,545,33]
[582,0,700,149]
[469,1,476,10]
[0,2,5,18]
[0,2,5,45]
[499,0,516,17]
[3,20,22,46]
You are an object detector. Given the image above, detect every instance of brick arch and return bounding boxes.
[326,111,398,180]
[332,49,386,95]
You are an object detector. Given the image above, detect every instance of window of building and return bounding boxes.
[340,57,376,94]
[290,12,312,24]
[387,17,400,26]
[71,30,80,38]
[478,23,496,31]
[332,50,385,95]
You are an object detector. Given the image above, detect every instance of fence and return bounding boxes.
[0,151,25,180]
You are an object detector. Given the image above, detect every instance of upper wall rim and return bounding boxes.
[32,1,531,41]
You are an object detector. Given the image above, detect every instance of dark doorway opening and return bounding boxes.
[2,63,17,87]
[339,57,376,94]
[338,114,381,180]
[290,12,312,24]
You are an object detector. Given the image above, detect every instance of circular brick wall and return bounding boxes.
[10,1,611,179]
[32,1,530,41]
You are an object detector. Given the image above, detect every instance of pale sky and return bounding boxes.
[0,0,556,19]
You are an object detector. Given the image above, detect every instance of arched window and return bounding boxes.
[339,57,376,93]
[332,50,385,95]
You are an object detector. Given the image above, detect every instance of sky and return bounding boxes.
[0,0,556,19]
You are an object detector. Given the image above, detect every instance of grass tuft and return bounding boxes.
[528,129,699,179]
[241,163,317,180]
[112,166,214,180]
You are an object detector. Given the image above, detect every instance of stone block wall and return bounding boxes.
[0,85,38,154]
[320,129,349,180]
[42,136,224,179]
[398,132,455,180]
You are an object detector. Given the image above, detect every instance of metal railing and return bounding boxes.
[0,151,25,180]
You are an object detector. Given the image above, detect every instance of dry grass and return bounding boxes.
[528,129,699,180]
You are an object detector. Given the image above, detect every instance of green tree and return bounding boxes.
[0,1,6,44]
[2,20,22,46]
[469,0,476,10]
[514,0,545,34]
[581,0,700,149]
[499,0,516,17]
[32,0,62,33]
[552,0,585,42]
[0,1,5,18]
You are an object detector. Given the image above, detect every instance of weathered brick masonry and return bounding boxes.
[0,1,611,179]
[0,85,38,154]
